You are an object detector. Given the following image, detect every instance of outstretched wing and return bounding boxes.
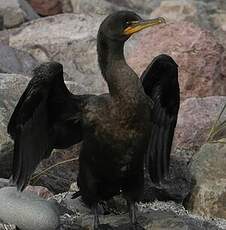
[7,62,88,191]
[141,54,180,183]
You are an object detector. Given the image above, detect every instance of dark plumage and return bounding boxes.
[7,11,180,229]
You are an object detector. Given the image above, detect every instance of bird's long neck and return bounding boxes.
[97,32,140,98]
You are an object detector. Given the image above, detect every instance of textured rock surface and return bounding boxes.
[32,144,80,194]
[0,223,16,230]
[126,21,226,100]
[151,0,198,23]
[106,0,161,14]
[0,179,10,189]
[70,0,161,15]
[25,185,54,199]
[185,143,226,219]
[19,0,40,21]
[143,152,192,203]
[0,43,39,75]
[0,74,30,178]
[8,13,107,93]
[0,0,26,28]
[70,0,125,15]
[0,187,60,230]
[0,74,29,143]
[212,12,226,32]
[59,0,73,13]
[27,0,63,16]
[53,193,226,229]
[174,96,226,151]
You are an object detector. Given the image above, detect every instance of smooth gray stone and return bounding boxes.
[0,187,60,230]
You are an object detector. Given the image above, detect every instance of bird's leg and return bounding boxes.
[92,203,100,230]
[128,200,138,229]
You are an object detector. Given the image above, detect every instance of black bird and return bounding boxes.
[7,11,180,229]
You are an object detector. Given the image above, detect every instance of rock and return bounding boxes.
[0,0,24,28]
[0,74,30,178]
[150,0,215,31]
[126,21,226,100]
[143,151,192,203]
[53,193,93,215]
[27,0,63,16]
[59,0,73,13]
[54,193,226,229]
[8,13,108,94]
[106,0,161,14]
[0,223,16,230]
[174,96,226,151]
[210,12,226,48]
[0,178,10,189]
[211,12,226,32]
[70,0,160,15]
[31,144,81,194]
[25,185,54,199]
[0,43,39,75]
[69,182,79,192]
[19,0,40,21]
[185,143,226,219]
[70,0,125,15]
[0,187,60,230]
[150,0,198,23]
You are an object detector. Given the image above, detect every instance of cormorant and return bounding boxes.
[7,11,180,230]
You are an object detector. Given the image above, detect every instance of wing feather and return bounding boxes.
[8,62,87,191]
[141,54,180,184]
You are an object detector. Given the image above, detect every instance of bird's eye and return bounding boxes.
[125,21,132,26]
[125,21,139,27]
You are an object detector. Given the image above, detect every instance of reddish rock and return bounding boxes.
[25,185,54,199]
[126,21,226,100]
[31,144,81,194]
[174,96,226,151]
[28,0,62,16]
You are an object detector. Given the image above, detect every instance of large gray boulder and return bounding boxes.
[0,187,60,230]
[185,143,226,219]
[8,13,108,94]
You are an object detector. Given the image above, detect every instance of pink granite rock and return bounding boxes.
[174,96,226,151]
[25,185,54,199]
[28,0,62,16]
[126,21,226,100]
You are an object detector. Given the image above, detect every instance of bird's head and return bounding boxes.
[99,11,166,42]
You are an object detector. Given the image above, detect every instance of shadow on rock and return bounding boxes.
[142,151,192,203]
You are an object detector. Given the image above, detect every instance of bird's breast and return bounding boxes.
[83,97,151,144]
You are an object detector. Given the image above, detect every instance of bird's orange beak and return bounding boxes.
[123,17,166,35]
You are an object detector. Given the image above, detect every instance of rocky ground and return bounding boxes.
[0,0,226,229]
